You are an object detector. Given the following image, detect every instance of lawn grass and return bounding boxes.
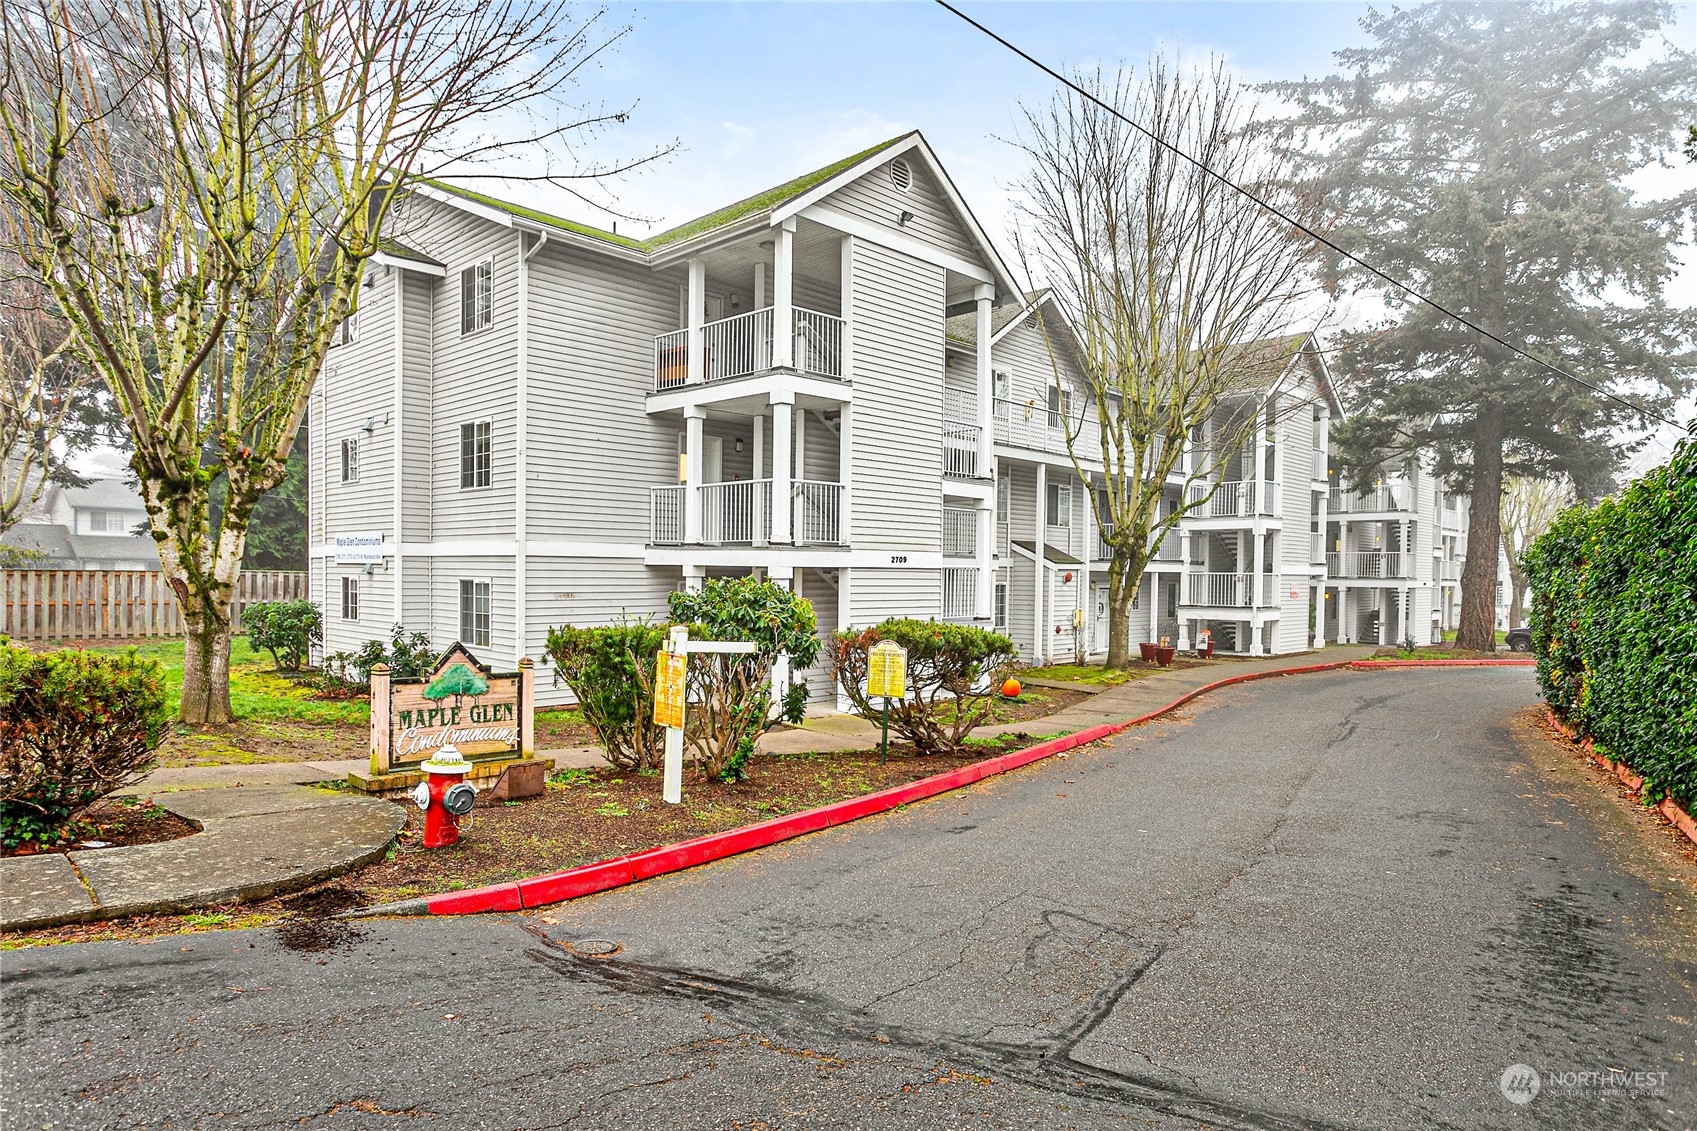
[87,637,368,726]
[1019,662,1150,688]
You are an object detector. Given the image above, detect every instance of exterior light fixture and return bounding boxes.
[735,437,744,453]
[898,210,915,226]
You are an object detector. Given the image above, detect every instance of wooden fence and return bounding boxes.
[2,570,308,642]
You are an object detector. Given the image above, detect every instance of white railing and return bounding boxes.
[651,485,686,543]
[1186,480,1269,519]
[1441,505,1464,531]
[793,308,844,378]
[1329,484,1413,514]
[943,507,978,558]
[1152,527,1181,561]
[702,308,775,383]
[1312,448,1328,479]
[992,396,1098,457]
[942,567,978,621]
[1311,533,1326,564]
[653,307,846,390]
[1183,571,1280,608]
[944,387,977,423]
[700,479,773,546]
[1326,551,1411,579]
[654,329,690,390]
[793,480,845,545]
[1439,559,1461,582]
[943,419,982,478]
[1097,524,1114,562]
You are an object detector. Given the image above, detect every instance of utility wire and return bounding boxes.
[934,0,1679,429]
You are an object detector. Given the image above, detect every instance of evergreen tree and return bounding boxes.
[1268,1,1696,649]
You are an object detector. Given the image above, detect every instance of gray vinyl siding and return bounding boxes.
[847,240,945,551]
[822,159,979,265]
[847,566,941,628]
[320,564,394,656]
[525,557,678,706]
[400,272,435,540]
[526,241,677,540]
[319,272,398,545]
[990,316,1100,462]
[432,555,514,661]
[796,568,839,704]
[799,409,841,482]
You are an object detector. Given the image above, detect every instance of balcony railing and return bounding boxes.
[1185,480,1271,519]
[943,507,978,558]
[1183,571,1280,608]
[943,419,982,478]
[943,566,979,621]
[1438,559,1461,582]
[653,307,845,391]
[1312,447,1328,480]
[1329,484,1413,514]
[1325,551,1412,579]
[1311,533,1326,565]
[648,480,847,546]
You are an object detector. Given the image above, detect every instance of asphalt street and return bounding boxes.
[4,667,1694,1130]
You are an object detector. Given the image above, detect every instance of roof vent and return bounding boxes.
[888,158,913,192]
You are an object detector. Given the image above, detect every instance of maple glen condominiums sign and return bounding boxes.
[368,643,535,776]
[332,532,387,564]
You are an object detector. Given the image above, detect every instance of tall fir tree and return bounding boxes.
[1268,1,1696,649]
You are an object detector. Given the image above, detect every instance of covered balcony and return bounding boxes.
[1325,551,1414,580]
[1185,479,1276,520]
[1183,571,1282,609]
[1329,483,1414,516]
[655,307,845,391]
[650,480,847,547]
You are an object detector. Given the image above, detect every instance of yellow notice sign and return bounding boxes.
[654,650,687,729]
[866,640,907,700]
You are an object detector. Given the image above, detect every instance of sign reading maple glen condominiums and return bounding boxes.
[368,643,535,776]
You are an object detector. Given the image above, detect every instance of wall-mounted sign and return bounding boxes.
[368,643,534,775]
[332,532,387,564]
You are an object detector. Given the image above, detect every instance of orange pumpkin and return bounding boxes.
[1000,677,1022,698]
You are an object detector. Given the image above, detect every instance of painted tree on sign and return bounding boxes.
[1266,0,1696,651]
[0,0,669,722]
[425,664,488,704]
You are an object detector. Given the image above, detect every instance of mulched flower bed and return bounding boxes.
[2,795,199,858]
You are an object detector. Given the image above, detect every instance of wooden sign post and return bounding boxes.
[654,625,758,805]
[866,639,907,764]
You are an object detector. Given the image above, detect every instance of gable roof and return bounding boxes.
[414,132,1022,296]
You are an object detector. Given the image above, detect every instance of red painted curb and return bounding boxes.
[1543,707,1697,851]
[421,656,1429,916]
[1350,658,1535,668]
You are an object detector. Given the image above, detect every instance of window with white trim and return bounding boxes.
[1047,385,1071,430]
[460,420,491,488]
[341,576,359,621]
[459,579,491,647]
[992,370,1011,421]
[333,309,359,346]
[460,257,493,335]
[995,472,1010,524]
[1046,482,1072,527]
[993,582,1008,631]
[340,437,359,483]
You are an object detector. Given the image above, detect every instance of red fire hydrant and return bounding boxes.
[409,744,478,848]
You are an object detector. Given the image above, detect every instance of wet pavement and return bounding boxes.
[3,667,1694,1130]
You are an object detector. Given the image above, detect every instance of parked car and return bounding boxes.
[1505,626,1532,652]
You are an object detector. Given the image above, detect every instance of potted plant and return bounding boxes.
[1154,635,1176,667]
[1138,642,1158,662]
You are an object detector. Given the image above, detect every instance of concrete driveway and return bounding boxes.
[4,667,1693,1130]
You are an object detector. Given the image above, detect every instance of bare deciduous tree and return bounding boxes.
[1011,59,1318,667]
[1,0,668,721]
[1500,477,1571,628]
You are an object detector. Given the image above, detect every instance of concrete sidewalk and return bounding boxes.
[1,785,405,932]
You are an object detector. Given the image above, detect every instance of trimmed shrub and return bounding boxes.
[0,643,170,849]
[244,599,322,671]
[545,621,668,771]
[831,619,1018,754]
[319,625,434,693]
[1525,425,1697,809]
[669,577,818,781]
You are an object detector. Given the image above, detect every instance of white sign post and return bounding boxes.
[654,625,758,805]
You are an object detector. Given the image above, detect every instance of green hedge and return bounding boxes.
[1524,426,1697,809]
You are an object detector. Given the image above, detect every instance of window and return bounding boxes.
[460,420,491,488]
[1046,482,1071,527]
[460,258,493,335]
[333,309,359,346]
[1047,385,1071,429]
[459,579,491,647]
[992,370,1011,421]
[994,582,1008,630]
[995,472,1010,524]
[341,576,359,621]
[87,510,130,533]
[340,437,359,483]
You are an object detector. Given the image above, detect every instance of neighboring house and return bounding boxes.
[1,478,159,570]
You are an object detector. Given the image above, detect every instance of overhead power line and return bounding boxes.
[933,0,1679,429]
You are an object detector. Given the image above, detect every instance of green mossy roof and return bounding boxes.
[421,133,914,256]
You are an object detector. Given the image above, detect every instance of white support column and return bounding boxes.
[1034,462,1047,662]
[771,392,794,544]
[1253,395,1269,509]
[838,403,853,545]
[1076,481,1090,649]
[840,234,856,381]
[836,566,854,710]
[768,564,795,700]
[772,220,795,369]
[1147,574,1159,645]
[976,501,994,620]
[684,406,706,544]
[1177,528,1193,650]
[974,283,995,476]
[682,565,704,593]
[795,408,807,483]
[752,412,764,479]
[686,258,706,385]
[754,261,767,309]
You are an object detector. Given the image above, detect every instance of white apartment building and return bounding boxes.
[308,132,1484,707]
